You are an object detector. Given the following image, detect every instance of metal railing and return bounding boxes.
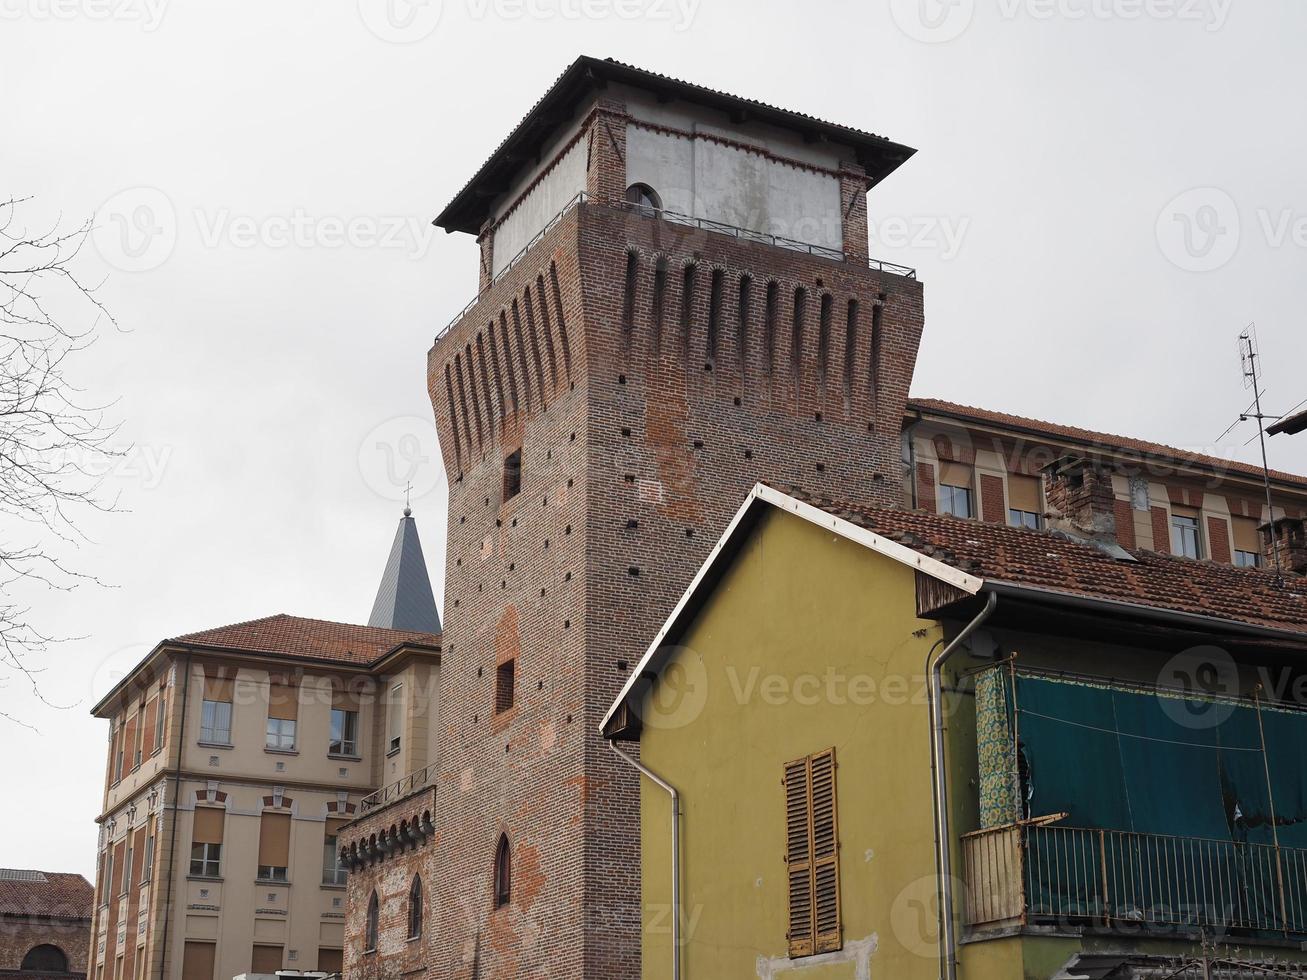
[963,823,1307,936]
[433,193,918,344]
[358,763,437,814]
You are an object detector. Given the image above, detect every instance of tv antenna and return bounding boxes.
[1222,325,1283,582]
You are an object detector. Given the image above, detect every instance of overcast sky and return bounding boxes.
[4,0,1306,879]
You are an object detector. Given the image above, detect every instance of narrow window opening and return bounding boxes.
[680,263,698,364]
[494,834,512,907]
[817,293,833,383]
[549,263,572,380]
[764,281,779,375]
[622,250,639,347]
[535,276,559,386]
[408,875,423,939]
[869,298,885,415]
[444,364,462,470]
[365,892,379,952]
[706,267,724,363]
[737,275,753,380]
[498,312,520,412]
[791,287,808,382]
[495,660,516,714]
[503,450,522,502]
[651,256,669,354]
[843,299,859,410]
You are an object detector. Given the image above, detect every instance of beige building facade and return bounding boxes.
[87,614,440,980]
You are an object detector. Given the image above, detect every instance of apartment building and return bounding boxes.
[604,483,1307,979]
[906,398,1307,569]
[87,511,441,980]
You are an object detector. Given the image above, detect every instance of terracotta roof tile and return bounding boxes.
[172,614,439,666]
[0,870,93,919]
[908,397,1307,490]
[802,493,1307,635]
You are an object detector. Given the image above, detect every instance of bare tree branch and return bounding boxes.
[0,196,122,723]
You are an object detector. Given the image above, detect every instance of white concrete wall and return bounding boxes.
[625,124,843,250]
[490,138,587,276]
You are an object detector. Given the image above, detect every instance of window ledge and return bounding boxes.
[386,747,401,759]
[255,878,290,886]
[406,935,422,944]
[197,741,233,750]
[264,747,299,756]
[327,753,362,762]
[186,875,223,883]
[320,883,346,891]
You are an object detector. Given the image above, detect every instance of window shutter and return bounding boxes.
[141,697,158,757]
[266,681,298,721]
[258,813,291,868]
[250,945,282,974]
[784,758,814,958]
[784,749,841,959]
[331,679,361,712]
[1008,475,1042,514]
[939,461,973,490]
[192,808,225,845]
[1233,516,1261,554]
[181,942,214,980]
[810,748,841,953]
[202,668,234,702]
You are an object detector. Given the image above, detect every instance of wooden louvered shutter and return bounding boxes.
[784,757,814,957]
[810,749,841,952]
[784,748,841,958]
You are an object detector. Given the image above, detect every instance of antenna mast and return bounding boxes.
[1238,326,1283,583]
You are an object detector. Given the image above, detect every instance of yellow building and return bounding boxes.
[602,483,1307,980]
[87,512,442,980]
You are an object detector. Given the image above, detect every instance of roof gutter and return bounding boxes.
[983,580,1307,645]
[928,591,997,980]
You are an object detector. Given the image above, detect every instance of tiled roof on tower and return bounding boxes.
[368,507,441,634]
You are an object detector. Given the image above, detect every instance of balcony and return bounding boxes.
[358,763,436,814]
[963,821,1307,937]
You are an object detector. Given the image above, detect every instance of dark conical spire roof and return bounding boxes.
[368,508,441,634]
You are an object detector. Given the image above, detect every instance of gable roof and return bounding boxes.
[0,869,93,920]
[601,484,1307,739]
[368,510,442,634]
[435,56,916,235]
[173,614,439,666]
[908,397,1307,492]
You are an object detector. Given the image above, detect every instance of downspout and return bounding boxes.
[157,650,192,980]
[927,592,997,980]
[609,740,680,980]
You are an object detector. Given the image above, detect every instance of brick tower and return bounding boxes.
[344,57,924,980]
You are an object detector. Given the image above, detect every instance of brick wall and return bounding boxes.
[397,171,923,978]
[1151,506,1171,555]
[980,474,1005,524]
[1207,516,1231,564]
[0,916,91,975]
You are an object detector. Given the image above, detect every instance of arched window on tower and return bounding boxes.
[625,183,663,215]
[493,833,511,908]
[21,946,68,973]
[365,891,379,952]
[408,874,423,939]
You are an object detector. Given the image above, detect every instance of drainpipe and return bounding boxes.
[157,649,192,980]
[609,740,680,980]
[927,592,997,980]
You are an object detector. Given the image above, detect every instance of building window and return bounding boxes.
[1170,508,1202,559]
[181,942,215,980]
[388,683,403,753]
[142,834,154,882]
[783,748,842,958]
[265,717,296,751]
[494,834,511,908]
[121,846,133,894]
[154,695,167,751]
[408,875,423,939]
[257,812,291,882]
[317,949,342,975]
[266,680,298,750]
[503,449,522,501]
[495,660,515,715]
[937,462,974,519]
[22,946,69,973]
[1007,474,1043,530]
[939,484,973,519]
[1233,516,1262,568]
[199,699,232,745]
[322,826,346,886]
[250,945,282,975]
[190,807,225,877]
[365,892,379,952]
[329,708,358,757]
[625,182,662,214]
[114,722,125,782]
[189,842,221,877]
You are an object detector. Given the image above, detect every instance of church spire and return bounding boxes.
[367,506,441,634]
